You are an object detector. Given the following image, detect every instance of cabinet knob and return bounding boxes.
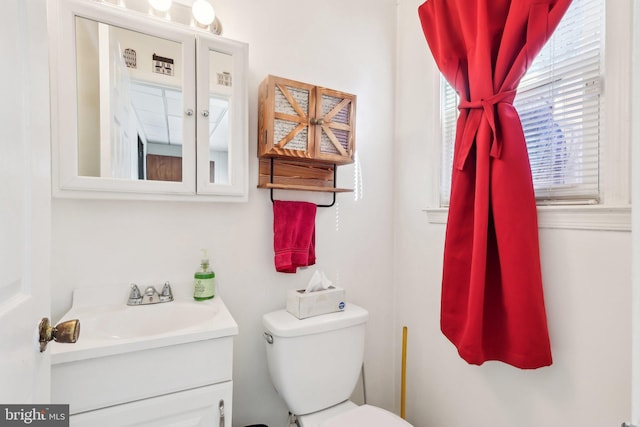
[185,109,194,117]
[201,110,210,118]
[310,118,325,126]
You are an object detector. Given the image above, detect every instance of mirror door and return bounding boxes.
[196,36,248,198]
[76,16,189,184]
[53,0,196,196]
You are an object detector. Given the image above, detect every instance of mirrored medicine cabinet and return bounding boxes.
[48,0,248,201]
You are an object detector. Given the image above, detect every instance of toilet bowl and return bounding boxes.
[262,304,413,427]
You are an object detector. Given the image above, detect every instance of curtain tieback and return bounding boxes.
[455,89,517,170]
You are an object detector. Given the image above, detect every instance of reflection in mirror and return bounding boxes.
[75,16,184,182]
[207,50,233,184]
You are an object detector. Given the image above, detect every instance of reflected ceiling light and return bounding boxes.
[148,0,172,12]
[192,0,215,26]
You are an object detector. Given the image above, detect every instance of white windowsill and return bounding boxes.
[424,205,631,231]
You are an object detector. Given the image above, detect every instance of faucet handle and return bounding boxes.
[160,281,174,302]
[127,284,142,305]
[129,283,141,299]
[161,281,173,297]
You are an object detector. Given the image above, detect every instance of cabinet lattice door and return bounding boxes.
[314,87,356,162]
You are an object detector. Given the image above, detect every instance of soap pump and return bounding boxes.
[194,249,215,300]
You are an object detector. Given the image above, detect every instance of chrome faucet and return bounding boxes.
[127,282,174,305]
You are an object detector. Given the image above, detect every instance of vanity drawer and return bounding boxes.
[52,336,233,414]
[69,381,233,427]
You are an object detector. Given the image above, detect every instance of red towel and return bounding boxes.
[273,200,317,273]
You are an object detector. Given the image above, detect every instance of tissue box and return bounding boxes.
[286,286,346,319]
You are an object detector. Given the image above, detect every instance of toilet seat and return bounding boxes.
[319,404,412,427]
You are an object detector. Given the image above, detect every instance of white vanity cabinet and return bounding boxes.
[54,337,234,427]
[48,0,248,201]
[51,290,238,427]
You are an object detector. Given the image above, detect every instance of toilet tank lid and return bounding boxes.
[262,303,368,338]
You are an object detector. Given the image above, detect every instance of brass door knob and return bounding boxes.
[39,317,80,352]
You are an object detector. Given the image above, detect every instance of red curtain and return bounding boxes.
[418,0,572,369]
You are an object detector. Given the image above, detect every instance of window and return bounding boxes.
[439,0,603,206]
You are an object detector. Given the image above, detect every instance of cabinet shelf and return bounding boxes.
[258,158,353,193]
[258,158,352,207]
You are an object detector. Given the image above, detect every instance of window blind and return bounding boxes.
[439,0,603,206]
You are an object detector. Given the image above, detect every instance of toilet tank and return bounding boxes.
[262,303,369,416]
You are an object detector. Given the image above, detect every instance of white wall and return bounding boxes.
[394,1,632,426]
[50,1,397,426]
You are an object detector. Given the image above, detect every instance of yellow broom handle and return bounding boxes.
[401,326,408,419]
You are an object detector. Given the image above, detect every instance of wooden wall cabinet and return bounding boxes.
[258,75,356,165]
[257,75,356,199]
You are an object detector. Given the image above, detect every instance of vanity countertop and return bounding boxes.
[51,286,238,364]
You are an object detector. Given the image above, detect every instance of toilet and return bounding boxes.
[262,303,413,427]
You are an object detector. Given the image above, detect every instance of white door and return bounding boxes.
[0,0,52,403]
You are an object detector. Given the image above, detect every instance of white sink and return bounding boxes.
[51,286,238,415]
[80,300,220,340]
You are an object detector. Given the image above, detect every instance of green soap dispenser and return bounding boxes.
[194,249,215,300]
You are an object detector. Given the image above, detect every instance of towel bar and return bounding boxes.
[270,187,336,208]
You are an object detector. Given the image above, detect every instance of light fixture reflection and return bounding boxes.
[148,0,172,12]
[192,0,215,26]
